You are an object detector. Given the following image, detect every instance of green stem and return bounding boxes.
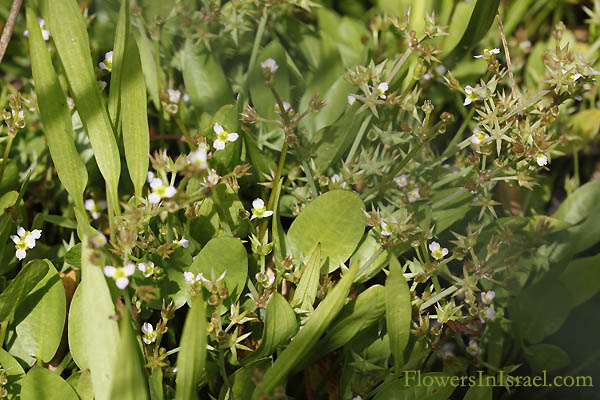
[175,118,196,150]
[0,134,15,184]
[345,114,372,164]
[153,37,164,135]
[300,159,318,198]
[259,143,288,239]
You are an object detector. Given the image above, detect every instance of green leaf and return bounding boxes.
[0,160,18,198]
[443,0,501,67]
[287,190,365,272]
[553,179,600,224]
[559,254,600,308]
[441,1,476,55]
[352,229,389,283]
[0,348,25,399]
[509,280,571,344]
[0,191,18,216]
[107,0,130,126]
[109,310,149,400]
[291,244,321,310]
[242,293,297,365]
[175,295,207,400]
[188,237,248,302]
[67,285,87,369]
[64,243,82,268]
[121,33,150,197]
[66,370,94,400]
[316,8,366,67]
[21,367,79,400]
[524,343,570,373]
[132,20,159,109]
[150,367,164,400]
[9,260,66,364]
[252,260,359,398]
[219,360,270,400]
[183,39,233,114]
[47,0,121,214]
[27,6,88,222]
[464,385,493,400]
[385,256,411,372]
[373,373,456,400]
[0,260,49,322]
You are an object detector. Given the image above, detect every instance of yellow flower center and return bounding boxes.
[114,268,127,280]
[154,185,167,197]
[217,130,229,142]
[432,249,444,259]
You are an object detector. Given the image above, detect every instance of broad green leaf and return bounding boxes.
[27,6,88,223]
[0,260,49,322]
[316,8,366,67]
[109,310,149,400]
[443,0,501,67]
[385,256,411,372]
[553,179,600,224]
[175,295,207,400]
[509,280,571,344]
[66,370,94,400]
[0,160,18,198]
[0,191,18,215]
[252,260,359,398]
[432,205,471,234]
[10,260,66,363]
[305,76,354,134]
[352,229,389,283]
[107,0,130,126]
[248,41,290,120]
[0,348,25,400]
[77,238,120,400]
[188,237,248,302]
[464,385,492,400]
[559,254,600,308]
[21,367,79,400]
[243,133,278,179]
[441,1,476,55]
[47,0,121,214]
[373,373,455,400]
[65,243,82,268]
[121,33,150,197]
[291,244,321,310]
[67,285,88,369]
[287,190,365,272]
[486,322,504,368]
[183,39,233,114]
[242,293,297,365]
[524,343,570,373]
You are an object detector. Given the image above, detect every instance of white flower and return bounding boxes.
[428,241,448,260]
[474,48,500,59]
[380,220,393,236]
[99,51,113,72]
[173,238,189,249]
[274,101,291,115]
[466,339,480,356]
[92,232,107,248]
[104,263,135,289]
[347,95,356,105]
[535,152,548,167]
[98,80,107,90]
[212,123,238,151]
[470,128,489,145]
[24,18,50,41]
[407,188,420,203]
[141,323,158,344]
[138,261,155,278]
[85,199,107,220]
[435,65,447,75]
[188,147,208,170]
[480,306,496,321]
[184,271,204,285]
[481,290,495,304]
[376,82,388,99]
[394,174,408,187]
[167,89,181,103]
[261,58,278,73]
[329,174,347,189]
[251,198,273,220]
[147,171,155,183]
[463,85,478,106]
[183,93,190,102]
[11,227,40,260]
[204,169,219,186]
[148,178,176,204]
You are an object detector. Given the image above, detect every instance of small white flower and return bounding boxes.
[261,58,278,73]
[67,97,75,110]
[138,261,155,278]
[535,152,548,167]
[330,174,347,188]
[474,48,500,59]
[212,123,238,151]
[188,147,208,170]
[104,263,135,289]
[141,322,158,345]
[263,274,275,289]
[85,199,107,220]
[148,178,176,204]
[183,271,196,285]
[380,220,393,236]
[463,85,478,106]
[466,339,480,356]
[167,89,181,103]
[428,241,448,260]
[347,95,356,105]
[99,51,113,72]
[274,101,291,115]
[183,93,190,102]
[376,82,388,99]
[394,174,408,187]
[11,227,41,260]
[98,80,107,90]
[407,188,420,203]
[147,171,155,183]
[481,290,496,304]
[250,198,273,220]
[435,65,447,75]
[480,306,496,321]
[204,169,219,186]
[470,128,489,145]
[24,18,50,41]
[173,238,189,249]
[92,232,107,248]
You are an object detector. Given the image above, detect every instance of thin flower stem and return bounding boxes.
[259,143,288,239]
[0,134,15,184]
[345,114,372,164]
[175,118,196,150]
[0,0,23,63]
[300,159,318,198]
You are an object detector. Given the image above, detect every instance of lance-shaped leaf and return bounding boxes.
[21,367,79,400]
[175,295,207,400]
[27,6,88,227]
[0,260,48,322]
[291,244,321,310]
[385,256,411,372]
[107,0,130,126]
[252,260,359,398]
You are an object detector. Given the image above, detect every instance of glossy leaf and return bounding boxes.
[252,260,359,398]
[0,348,25,399]
[287,190,365,272]
[0,191,17,215]
[175,295,207,400]
[559,254,600,308]
[291,244,321,310]
[385,256,411,372]
[0,260,49,322]
[183,39,233,114]
[21,367,79,400]
[553,179,600,224]
[66,370,94,400]
[352,229,389,283]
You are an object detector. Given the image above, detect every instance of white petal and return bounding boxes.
[213,140,225,150]
[252,198,265,209]
[99,62,107,70]
[378,82,388,92]
[148,193,161,204]
[147,171,155,182]
[115,277,129,289]
[142,322,153,334]
[463,97,472,106]
[16,249,26,260]
[347,95,356,105]
[104,266,116,277]
[150,178,163,189]
[429,242,440,251]
[442,248,448,256]
[164,186,177,198]
[184,272,196,284]
[263,211,273,218]
[123,263,136,276]
[105,51,113,62]
[42,30,50,41]
[213,122,224,134]
[138,263,146,272]
[85,199,95,211]
[11,235,19,244]
[17,227,25,237]
[250,214,257,220]
[31,229,42,239]
[179,239,189,248]
[228,132,239,142]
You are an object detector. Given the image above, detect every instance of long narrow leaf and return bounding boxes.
[385,256,411,373]
[107,0,130,127]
